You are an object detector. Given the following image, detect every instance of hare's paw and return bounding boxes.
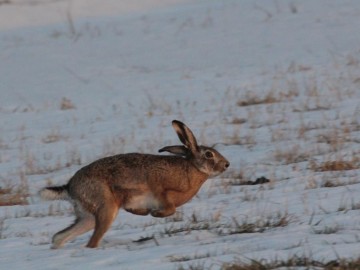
[125,208,151,216]
[151,206,176,218]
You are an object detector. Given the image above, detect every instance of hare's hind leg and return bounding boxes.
[52,202,95,249]
[86,198,119,248]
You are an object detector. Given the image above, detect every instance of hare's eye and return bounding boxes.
[205,150,214,159]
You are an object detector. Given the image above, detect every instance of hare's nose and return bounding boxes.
[224,162,230,169]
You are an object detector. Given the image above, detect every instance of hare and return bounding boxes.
[39,120,230,249]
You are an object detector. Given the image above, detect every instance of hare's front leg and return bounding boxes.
[151,205,175,217]
[150,194,176,217]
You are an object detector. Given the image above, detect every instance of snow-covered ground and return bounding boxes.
[0,0,360,269]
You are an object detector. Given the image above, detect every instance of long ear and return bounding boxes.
[172,120,199,154]
[158,145,189,157]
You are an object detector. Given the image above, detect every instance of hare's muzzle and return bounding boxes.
[218,159,230,173]
[222,160,230,172]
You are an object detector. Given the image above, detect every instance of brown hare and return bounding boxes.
[39,120,230,248]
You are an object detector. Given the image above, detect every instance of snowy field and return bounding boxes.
[0,0,360,269]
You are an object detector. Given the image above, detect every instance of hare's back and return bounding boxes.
[72,153,184,185]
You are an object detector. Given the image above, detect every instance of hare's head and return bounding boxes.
[159,120,230,177]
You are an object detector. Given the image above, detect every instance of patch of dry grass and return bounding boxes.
[169,251,213,263]
[23,147,82,175]
[218,212,292,236]
[236,84,299,107]
[0,189,28,206]
[221,256,360,270]
[41,128,68,144]
[237,91,279,107]
[229,118,247,125]
[0,174,29,206]
[60,97,76,110]
[158,211,292,239]
[310,158,359,172]
[273,145,310,164]
[312,224,340,234]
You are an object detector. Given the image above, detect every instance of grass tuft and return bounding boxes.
[313,160,359,172]
[237,92,278,107]
[221,256,360,270]
[0,186,28,206]
[274,145,309,164]
[312,225,340,234]
[60,97,76,110]
[218,212,292,236]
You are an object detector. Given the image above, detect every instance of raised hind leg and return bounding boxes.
[86,200,119,248]
[52,203,95,249]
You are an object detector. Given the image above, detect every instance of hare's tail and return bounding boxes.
[39,185,70,201]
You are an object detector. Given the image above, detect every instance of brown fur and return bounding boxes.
[39,120,229,248]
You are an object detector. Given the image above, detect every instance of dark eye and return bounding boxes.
[205,150,214,159]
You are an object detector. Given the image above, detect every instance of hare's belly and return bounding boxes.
[124,193,160,210]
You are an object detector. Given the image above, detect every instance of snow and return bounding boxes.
[0,0,360,269]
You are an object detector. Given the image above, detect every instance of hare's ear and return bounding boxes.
[172,120,199,154]
[158,145,189,156]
